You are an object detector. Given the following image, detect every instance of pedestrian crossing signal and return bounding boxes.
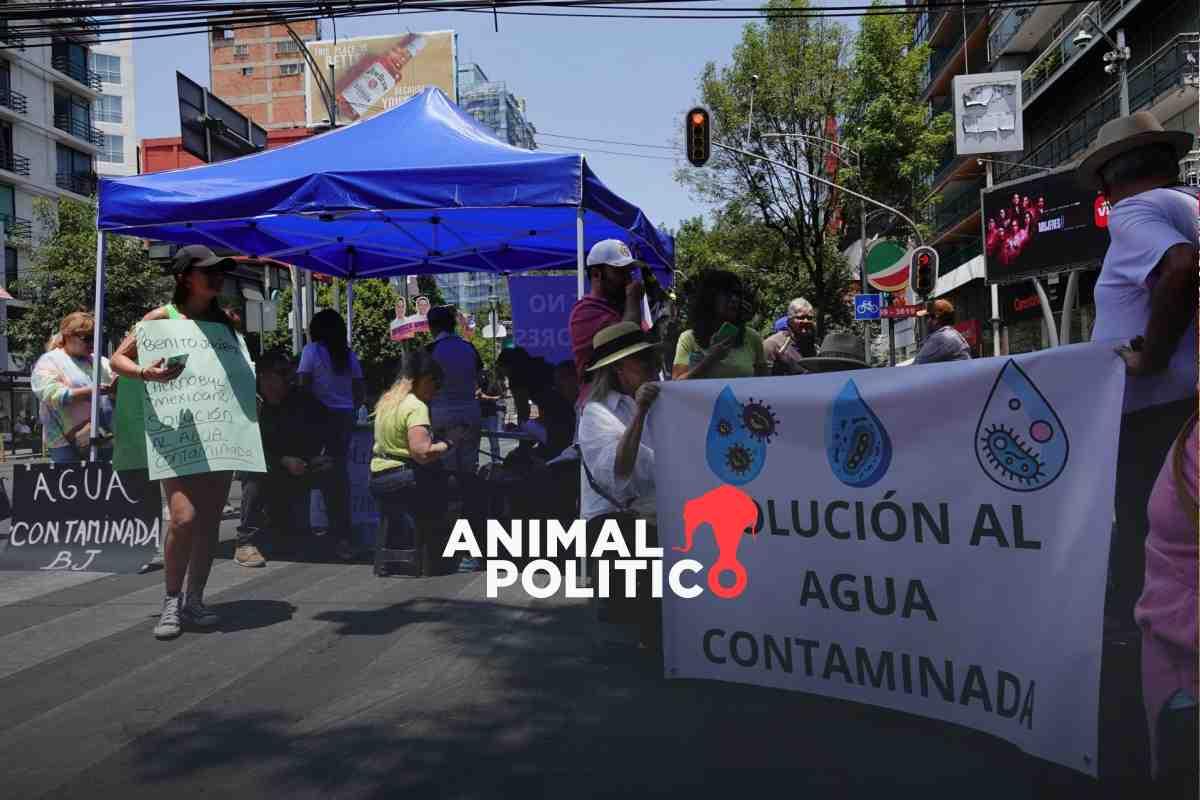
[911,246,937,296]
[685,107,711,167]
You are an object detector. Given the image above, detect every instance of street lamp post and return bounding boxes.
[1074,15,1131,116]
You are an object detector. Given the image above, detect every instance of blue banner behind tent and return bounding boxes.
[508,276,576,365]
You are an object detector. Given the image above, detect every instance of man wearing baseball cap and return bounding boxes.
[568,239,646,408]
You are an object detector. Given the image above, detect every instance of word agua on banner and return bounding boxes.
[0,464,161,572]
[652,343,1124,776]
[137,320,266,480]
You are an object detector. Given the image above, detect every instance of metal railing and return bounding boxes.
[51,54,102,91]
[998,33,1199,183]
[937,238,984,277]
[921,10,988,95]
[931,181,985,234]
[0,21,25,51]
[988,4,1036,61]
[56,171,97,196]
[54,112,103,147]
[0,148,30,176]
[0,86,27,115]
[1022,0,1140,103]
[915,8,949,47]
[0,214,32,242]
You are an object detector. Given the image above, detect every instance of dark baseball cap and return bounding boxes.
[167,245,236,276]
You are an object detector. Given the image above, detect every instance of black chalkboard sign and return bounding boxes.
[0,464,161,573]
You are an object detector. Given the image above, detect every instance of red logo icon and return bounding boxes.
[677,485,758,599]
[1094,194,1110,228]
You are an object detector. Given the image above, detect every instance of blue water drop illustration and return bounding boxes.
[975,360,1069,492]
[825,379,892,488]
[706,386,768,485]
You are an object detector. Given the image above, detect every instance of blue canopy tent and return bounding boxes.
[88,87,674,451]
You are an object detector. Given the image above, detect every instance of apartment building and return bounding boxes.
[914,0,1198,355]
[0,7,103,437]
[208,17,320,131]
[91,29,136,176]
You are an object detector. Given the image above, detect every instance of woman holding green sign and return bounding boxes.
[110,245,238,641]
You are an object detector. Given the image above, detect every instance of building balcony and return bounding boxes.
[0,214,32,242]
[0,149,31,177]
[51,54,102,93]
[55,113,104,147]
[915,8,950,48]
[930,182,985,236]
[920,9,989,99]
[0,20,25,51]
[988,1,1069,59]
[56,171,97,196]
[1022,0,1143,108]
[0,86,28,116]
[936,238,984,278]
[997,33,1199,184]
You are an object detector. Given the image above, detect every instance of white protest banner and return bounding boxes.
[653,342,1123,776]
[137,320,266,480]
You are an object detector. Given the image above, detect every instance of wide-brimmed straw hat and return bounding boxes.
[587,321,657,372]
[795,331,870,373]
[1076,112,1194,190]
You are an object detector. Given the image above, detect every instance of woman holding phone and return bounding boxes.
[31,312,114,463]
[110,245,239,641]
[672,270,768,380]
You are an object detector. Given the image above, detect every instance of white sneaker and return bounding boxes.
[181,593,220,628]
[154,595,182,640]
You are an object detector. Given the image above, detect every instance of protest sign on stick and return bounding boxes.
[653,342,1123,776]
[137,320,266,480]
[0,464,161,572]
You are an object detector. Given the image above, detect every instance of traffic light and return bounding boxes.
[685,107,711,167]
[911,246,938,296]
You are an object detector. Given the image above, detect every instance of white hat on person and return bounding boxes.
[586,239,644,269]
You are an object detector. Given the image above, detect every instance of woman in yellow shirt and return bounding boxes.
[672,270,768,380]
[370,351,452,576]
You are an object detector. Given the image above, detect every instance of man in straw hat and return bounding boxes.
[576,321,662,653]
[1076,112,1198,632]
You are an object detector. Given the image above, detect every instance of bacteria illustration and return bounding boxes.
[706,386,773,485]
[825,379,892,488]
[974,360,1069,492]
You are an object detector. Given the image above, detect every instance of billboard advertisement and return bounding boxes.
[305,31,456,126]
[982,167,1110,284]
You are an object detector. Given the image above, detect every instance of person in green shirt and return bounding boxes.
[672,270,768,381]
[370,350,455,576]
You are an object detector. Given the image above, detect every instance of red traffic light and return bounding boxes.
[685,106,711,168]
[910,246,938,296]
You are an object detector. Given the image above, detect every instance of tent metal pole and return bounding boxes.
[345,252,356,346]
[290,266,302,354]
[89,230,107,463]
[576,207,585,300]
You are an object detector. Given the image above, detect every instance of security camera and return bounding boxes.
[751,74,760,83]
[1072,29,1093,50]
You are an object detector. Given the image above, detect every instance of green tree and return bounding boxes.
[840,2,954,235]
[7,197,171,361]
[676,0,854,338]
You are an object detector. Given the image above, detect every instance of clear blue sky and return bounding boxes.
[134,3,862,233]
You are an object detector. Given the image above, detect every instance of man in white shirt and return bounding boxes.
[1077,112,1198,626]
[426,306,483,477]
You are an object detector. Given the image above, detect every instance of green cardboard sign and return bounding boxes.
[136,320,266,479]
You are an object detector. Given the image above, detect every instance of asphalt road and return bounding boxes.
[0,453,1147,799]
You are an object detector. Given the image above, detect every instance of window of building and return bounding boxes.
[0,183,14,221]
[0,60,9,94]
[90,53,121,84]
[53,92,91,136]
[276,40,301,54]
[51,40,90,81]
[56,144,93,192]
[279,63,303,76]
[234,44,249,58]
[241,67,254,77]
[4,246,16,293]
[95,93,122,123]
[98,134,123,164]
[212,27,235,41]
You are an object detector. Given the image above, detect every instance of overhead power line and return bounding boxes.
[537,131,678,151]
